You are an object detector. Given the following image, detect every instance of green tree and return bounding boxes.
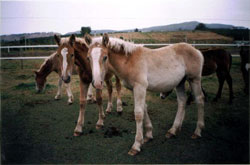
[195,23,207,31]
[81,26,91,36]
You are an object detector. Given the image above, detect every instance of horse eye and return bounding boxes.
[103,56,107,62]
[57,54,59,57]
[71,54,74,58]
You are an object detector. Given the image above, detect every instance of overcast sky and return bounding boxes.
[1,0,250,35]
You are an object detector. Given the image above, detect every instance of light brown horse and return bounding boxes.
[34,52,74,104]
[85,33,204,156]
[53,34,123,136]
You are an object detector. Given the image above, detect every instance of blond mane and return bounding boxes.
[91,37,142,55]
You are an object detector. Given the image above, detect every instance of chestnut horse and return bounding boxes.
[34,52,74,104]
[35,52,96,104]
[161,48,233,104]
[53,35,123,135]
[85,34,204,155]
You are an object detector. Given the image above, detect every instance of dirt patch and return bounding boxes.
[104,127,123,138]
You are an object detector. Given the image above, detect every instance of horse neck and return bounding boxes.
[38,58,55,79]
[74,50,92,80]
[108,51,133,77]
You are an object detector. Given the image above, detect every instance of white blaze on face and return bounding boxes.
[61,48,68,77]
[91,48,102,88]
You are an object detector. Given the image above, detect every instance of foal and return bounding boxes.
[85,34,204,155]
[54,34,123,135]
[35,52,74,104]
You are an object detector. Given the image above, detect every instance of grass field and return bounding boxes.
[1,57,249,164]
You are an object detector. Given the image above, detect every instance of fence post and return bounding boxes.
[19,48,23,69]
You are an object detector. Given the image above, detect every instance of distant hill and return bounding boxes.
[140,21,247,32]
[1,32,61,42]
[1,21,248,42]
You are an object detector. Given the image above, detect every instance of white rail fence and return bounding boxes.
[0,43,248,61]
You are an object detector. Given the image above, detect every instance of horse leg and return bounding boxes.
[241,64,249,94]
[225,72,234,104]
[166,79,187,138]
[186,92,193,105]
[213,72,225,102]
[143,103,153,143]
[74,81,89,136]
[128,85,146,156]
[189,78,205,139]
[105,79,113,114]
[87,83,96,103]
[55,78,62,100]
[65,82,73,105]
[202,86,208,102]
[115,75,123,114]
[95,89,105,129]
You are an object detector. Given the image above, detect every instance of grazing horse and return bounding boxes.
[53,34,123,135]
[85,33,204,156]
[160,48,233,104]
[240,46,249,94]
[34,52,74,104]
[35,52,96,104]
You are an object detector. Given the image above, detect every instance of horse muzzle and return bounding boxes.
[62,76,71,84]
[92,80,103,89]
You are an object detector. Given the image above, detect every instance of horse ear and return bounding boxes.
[54,34,61,45]
[84,34,92,46]
[69,34,76,46]
[102,33,109,47]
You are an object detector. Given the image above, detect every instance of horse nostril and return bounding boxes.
[100,81,103,85]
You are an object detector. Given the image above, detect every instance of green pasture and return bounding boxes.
[1,58,249,163]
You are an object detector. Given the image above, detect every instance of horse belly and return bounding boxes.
[147,66,185,92]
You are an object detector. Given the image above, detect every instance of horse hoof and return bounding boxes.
[128,148,139,156]
[191,134,201,139]
[73,132,81,136]
[117,111,123,116]
[144,137,153,143]
[96,125,103,130]
[55,97,60,100]
[212,98,218,102]
[68,102,73,105]
[165,132,175,139]
[122,102,128,106]
[106,111,111,115]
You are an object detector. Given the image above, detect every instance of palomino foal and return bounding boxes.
[35,52,74,104]
[85,34,204,156]
[54,34,123,135]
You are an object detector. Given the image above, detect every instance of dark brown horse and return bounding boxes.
[161,48,233,104]
[240,46,249,94]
